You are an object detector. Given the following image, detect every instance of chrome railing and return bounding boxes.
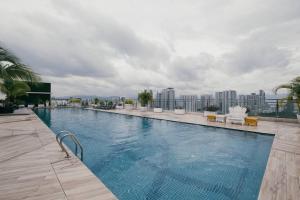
[146,99,298,119]
[56,130,83,161]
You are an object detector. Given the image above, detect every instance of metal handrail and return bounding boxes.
[56,130,70,144]
[56,131,83,161]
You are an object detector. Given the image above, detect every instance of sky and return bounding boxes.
[0,0,299,97]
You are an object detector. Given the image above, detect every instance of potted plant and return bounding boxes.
[174,106,185,115]
[124,99,134,110]
[203,105,219,116]
[138,90,153,112]
[274,76,300,122]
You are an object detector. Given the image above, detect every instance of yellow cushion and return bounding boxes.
[207,114,216,122]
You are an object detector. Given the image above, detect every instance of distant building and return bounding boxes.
[215,90,237,114]
[155,92,162,108]
[51,98,68,107]
[180,95,197,112]
[156,88,175,110]
[238,90,266,114]
[258,90,266,112]
[200,94,214,111]
[100,96,120,103]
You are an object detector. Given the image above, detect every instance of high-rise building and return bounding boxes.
[238,90,266,114]
[156,88,175,110]
[215,90,237,114]
[200,94,214,111]
[258,90,266,112]
[180,95,197,112]
[155,92,162,108]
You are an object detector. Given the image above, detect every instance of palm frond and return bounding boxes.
[0,46,40,82]
[0,46,20,64]
[273,84,292,94]
[292,76,300,83]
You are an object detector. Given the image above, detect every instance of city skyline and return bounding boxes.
[1,0,300,97]
[52,88,286,100]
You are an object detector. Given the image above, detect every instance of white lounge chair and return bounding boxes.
[226,106,248,125]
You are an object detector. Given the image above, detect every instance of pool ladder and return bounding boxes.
[56,130,83,161]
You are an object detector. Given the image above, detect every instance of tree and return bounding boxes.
[0,46,40,83]
[138,90,153,107]
[125,99,134,105]
[0,80,30,104]
[94,98,100,105]
[274,76,300,113]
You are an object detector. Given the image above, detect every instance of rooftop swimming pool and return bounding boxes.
[35,108,274,200]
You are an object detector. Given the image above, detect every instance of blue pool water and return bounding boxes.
[35,108,273,200]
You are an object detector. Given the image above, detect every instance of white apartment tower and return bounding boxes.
[156,88,175,110]
[200,94,214,110]
[215,90,237,114]
[180,95,198,112]
[238,90,266,114]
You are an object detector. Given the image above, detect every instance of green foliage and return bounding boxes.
[69,98,81,103]
[94,98,100,104]
[107,101,113,106]
[125,99,134,105]
[138,90,153,107]
[0,45,41,108]
[274,76,300,113]
[0,80,30,103]
[99,100,105,105]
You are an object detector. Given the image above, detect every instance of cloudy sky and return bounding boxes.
[1,0,299,97]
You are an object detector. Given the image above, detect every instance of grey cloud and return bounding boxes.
[169,53,215,81]
[227,0,300,35]
[0,0,300,97]
[0,0,170,79]
[51,0,171,69]
[221,38,290,74]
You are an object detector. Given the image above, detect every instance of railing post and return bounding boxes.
[276,99,279,118]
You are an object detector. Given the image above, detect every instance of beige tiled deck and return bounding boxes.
[88,108,300,200]
[0,111,117,200]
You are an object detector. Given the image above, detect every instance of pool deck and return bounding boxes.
[87,108,300,200]
[0,108,299,200]
[0,110,117,200]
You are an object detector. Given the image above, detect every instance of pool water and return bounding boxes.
[35,108,274,200]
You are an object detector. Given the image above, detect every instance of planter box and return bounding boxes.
[124,104,133,110]
[297,114,300,123]
[174,109,185,115]
[204,111,217,117]
[140,106,147,112]
[154,108,163,113]
[116,105,123,109]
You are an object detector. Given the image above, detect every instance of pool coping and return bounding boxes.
[85,108,275,136]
